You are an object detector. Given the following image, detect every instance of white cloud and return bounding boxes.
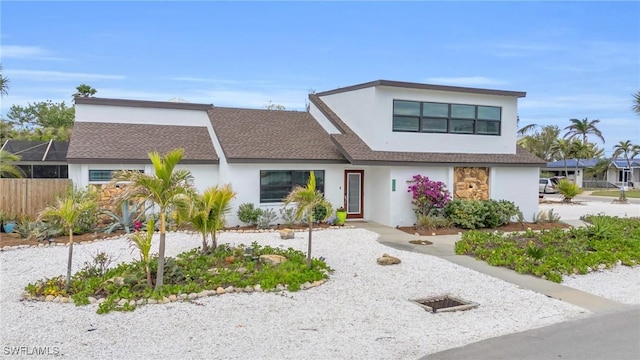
[5,69,125,81]
[425,76,507,87]
[1,45,65,60]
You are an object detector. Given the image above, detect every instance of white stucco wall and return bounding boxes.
[365,167,391,226]
[388,166,451,227]
[320,86,519,154]
[308,102,341,134]
[490,167,539,221]
[74,104,210,127]
[223,163,351,226]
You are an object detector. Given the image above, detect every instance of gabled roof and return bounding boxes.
[316,80,527,98]
[309,95,544,166]
[206,107,347,163]
[611,159,640,168]
[0,140,68,162]
[67,122,218,164]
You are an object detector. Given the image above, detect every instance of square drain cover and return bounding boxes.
[411,295,479,313]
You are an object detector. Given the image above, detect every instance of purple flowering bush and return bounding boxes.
[407,175,451,218]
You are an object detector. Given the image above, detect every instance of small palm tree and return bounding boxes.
[0,150,23,178]
[0,64,8,97]
[563,118,605,145]
[129,219,155,288]
[113,148,194,289]
[556,179,583,203]
[189,185,236,253]
[285,171,332,268]
[39,189,98,292]
[73,84,97,98]
[632,91,640,115]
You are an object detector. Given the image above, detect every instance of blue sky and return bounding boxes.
[1,1,638,156]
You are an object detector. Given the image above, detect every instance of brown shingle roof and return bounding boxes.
[67,122,218,164]
[207,107,347,163]
[309,95,544,166]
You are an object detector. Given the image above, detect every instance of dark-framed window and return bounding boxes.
[260,170,325,203]
[89,169,143,182]
[16,165,68,179]
[393,100,502,135]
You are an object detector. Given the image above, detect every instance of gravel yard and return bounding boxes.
[0,228,603,359]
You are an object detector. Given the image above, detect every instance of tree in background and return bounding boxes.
[264,101,286,110]
[550,138,573,177]
[563,118,605,145]
[7,100,75,129]
[584,159,611,187]
[73,84,97,98]
[633,91,640,115]
[0,150,23,178]
[612,140,640,185]
[517,125,560,161]
[0,64,8,97]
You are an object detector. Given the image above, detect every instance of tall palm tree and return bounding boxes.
[563,118,605,145]
[550,139,572,177]
[189,184,236,253]
[0,64,8,97]
[612,140,640,185]
[113,148,194,288]
[285,171,332,268]
[40,189,98,292]
[73,84,97,98]
[0,150,23,178]
[632,91,640,115]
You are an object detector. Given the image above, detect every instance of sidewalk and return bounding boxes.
[352,221,638,360]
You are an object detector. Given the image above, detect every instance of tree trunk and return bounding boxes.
[307,213,313,269]
[201,233,209,253]
[65,229,74,292]
[156,212,166,289]
[212,230,217,250]
[145,263,152,288]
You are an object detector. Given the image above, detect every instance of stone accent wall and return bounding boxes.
[454,167,490,200]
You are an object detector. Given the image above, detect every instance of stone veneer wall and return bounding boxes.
[453,167,490,200]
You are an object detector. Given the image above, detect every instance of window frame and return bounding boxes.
[260,170,325,203]
[88,169,144,182]
[392,100,502,135]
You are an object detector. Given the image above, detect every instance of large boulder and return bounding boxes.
[279,228,295,239]
[260,254,288,265]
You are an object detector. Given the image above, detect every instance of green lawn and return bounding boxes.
[590,189,640,198]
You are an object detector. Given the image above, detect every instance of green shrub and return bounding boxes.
[557,179,583,203]
[237,203,262,226]
[313,204,328,223]
[279,206,296,227]
[444,199,521,229]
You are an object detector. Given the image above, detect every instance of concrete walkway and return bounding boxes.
[349,221,639,359]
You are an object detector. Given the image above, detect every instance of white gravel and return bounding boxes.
[0,228,608,360]
[562,266,640,304]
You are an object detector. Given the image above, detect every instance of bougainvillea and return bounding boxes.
[407,174,451,218]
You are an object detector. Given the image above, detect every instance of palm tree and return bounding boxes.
[39,189,98,292]
[612,140,640,186]
[563,118,605,145]
[632,91,640,115]
[284,171,332,268]
[189,184,236,253]
[0,150,23,178]
[584,159,611,187]
[550,139,573,177]
[0,64,8,97]
[129,219,155,288]
[113,148,194,288]
[73,84,97,98]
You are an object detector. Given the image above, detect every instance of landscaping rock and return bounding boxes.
[216,287,225,295]
[45,295,55,302]
[244,285,254,293]
[187,293,198,300]
[88,297,97,304]
[224,286,234,293]
[236,267,247,274]
[168,294,177,302]
[147,299,157,304]
[279,228,295,239]
[377,253,401,266]
[260,254,287,265]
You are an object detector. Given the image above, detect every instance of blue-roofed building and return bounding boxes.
[543,158,639,189]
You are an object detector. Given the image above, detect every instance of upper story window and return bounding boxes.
[260,170,325,203]
[392,100,501,135]
[89,169,144,182]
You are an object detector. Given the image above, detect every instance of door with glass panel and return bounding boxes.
[344,170,364,218]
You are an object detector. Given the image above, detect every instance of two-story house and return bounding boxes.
[67,80,544,226]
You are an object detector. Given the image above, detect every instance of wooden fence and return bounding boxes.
[0,179,72,218]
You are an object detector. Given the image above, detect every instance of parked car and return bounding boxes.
[539,177,561,194]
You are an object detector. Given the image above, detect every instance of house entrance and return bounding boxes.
[344,170,364,219]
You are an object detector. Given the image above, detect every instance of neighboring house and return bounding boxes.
[0,139,69,178]
[543,158,600,188]
[608,159,640,189]
[67,80,544,226]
